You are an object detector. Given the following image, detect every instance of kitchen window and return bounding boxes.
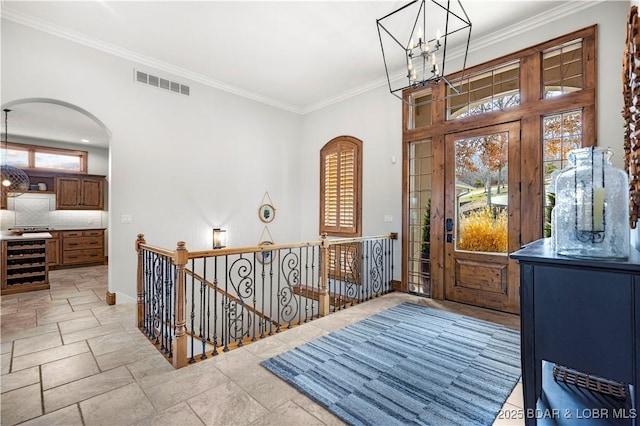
[4,142,88,173]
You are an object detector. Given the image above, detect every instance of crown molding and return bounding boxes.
[2,1,605,116]
[1,7,304,115]
[466,0,605,55]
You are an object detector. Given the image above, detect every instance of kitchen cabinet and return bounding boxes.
[56,175,105,210]
[46,231,60,267]
[1,235,50,295]
[61,229,105,266]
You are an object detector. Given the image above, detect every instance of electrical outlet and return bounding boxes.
[121,214,133,224]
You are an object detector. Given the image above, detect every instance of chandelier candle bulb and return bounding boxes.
[431,53,436,65]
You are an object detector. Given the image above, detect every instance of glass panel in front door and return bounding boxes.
[454,131,509,254]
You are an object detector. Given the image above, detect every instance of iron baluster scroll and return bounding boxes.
[279,249,301,327]
[367,239,385,299]
[227,255,254,346]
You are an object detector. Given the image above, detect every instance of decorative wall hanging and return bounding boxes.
[258,191,276,223]
[257,226,275,265]
[623,5,640,228]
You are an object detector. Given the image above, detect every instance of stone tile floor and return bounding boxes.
[1,265,525,425]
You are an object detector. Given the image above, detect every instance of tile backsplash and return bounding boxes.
[1,193,108,230]
[14,197,51,226]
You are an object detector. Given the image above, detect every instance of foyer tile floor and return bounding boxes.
[1,266,525,426]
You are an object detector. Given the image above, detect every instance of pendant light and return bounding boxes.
[377,0,472,105]
[1,109,30,197]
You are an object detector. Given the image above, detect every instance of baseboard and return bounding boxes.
[391,279,404,292]
[115,291,136,304]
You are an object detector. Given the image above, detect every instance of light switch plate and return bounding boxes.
[121,214,133,224]
[384,215,393,223]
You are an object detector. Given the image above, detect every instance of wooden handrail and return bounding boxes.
[137,243,176,259]
[187,240,322,259]
[326,234,397,245]
[138,233,397,261]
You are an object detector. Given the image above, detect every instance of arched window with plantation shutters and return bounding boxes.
[320,136,362,237]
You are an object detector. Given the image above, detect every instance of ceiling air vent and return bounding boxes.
[134,69,190,96]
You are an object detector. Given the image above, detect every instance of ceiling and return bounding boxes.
[1,0,598,147]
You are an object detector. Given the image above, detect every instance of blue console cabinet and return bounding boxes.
[511,239,639,426]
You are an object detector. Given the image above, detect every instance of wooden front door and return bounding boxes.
[444,122,521,314]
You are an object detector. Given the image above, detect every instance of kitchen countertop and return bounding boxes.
[52,227,107,231]
[6,227,107,232]
[0,232,53,241]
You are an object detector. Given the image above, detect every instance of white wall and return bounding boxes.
[299,85,403,274]
[2,19,302,301]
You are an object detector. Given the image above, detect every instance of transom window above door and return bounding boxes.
[4,142,88,173]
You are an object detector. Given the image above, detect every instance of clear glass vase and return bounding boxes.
[553,147,629,259]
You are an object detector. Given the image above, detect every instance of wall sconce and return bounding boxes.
[212,228,226,249]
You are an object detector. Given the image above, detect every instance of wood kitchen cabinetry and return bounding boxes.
[56,175,105,210]
[61,229,105,266]
[46,231,60,267]
[1,171,106,211]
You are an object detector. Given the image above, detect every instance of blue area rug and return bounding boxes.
[261,302,521,426]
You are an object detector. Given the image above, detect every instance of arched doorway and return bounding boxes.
[1,98,113,301]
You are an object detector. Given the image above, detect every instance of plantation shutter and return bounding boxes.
[320,136,362,236]
[324,152,339,229]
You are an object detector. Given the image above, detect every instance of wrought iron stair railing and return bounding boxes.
[136,233,397,368]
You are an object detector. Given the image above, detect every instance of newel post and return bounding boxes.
[173,241,189,369]
[319,234,330,317]
[136,234,146,329]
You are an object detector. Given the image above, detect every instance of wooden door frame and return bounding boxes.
[401,26,597,302]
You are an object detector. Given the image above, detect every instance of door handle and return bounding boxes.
[445,218,453,232]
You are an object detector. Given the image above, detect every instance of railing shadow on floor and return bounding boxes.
[136,233,397,368]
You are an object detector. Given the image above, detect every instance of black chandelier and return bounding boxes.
[377,0,472,105]
[1,109,30,197]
